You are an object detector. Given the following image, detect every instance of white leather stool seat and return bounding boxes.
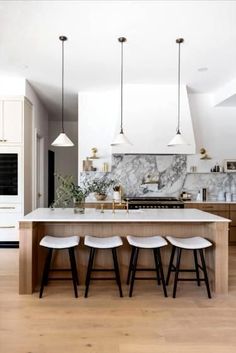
[40,235,80,249]
[166,236,212,250]
[84,235,123,249]
[127,235,167,248]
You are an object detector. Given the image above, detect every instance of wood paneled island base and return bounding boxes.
[19,208,230,295]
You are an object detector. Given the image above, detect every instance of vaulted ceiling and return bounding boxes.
[0,0,236,120]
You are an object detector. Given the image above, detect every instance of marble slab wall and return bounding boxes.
[81,154,187,197]
[80,154,236,200]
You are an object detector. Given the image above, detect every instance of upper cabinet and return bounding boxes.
[0,98,23,144]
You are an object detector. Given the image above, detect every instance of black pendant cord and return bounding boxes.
[177,40,181,134]
[118,37,127,135]
[61,38,65,133]
[120,39,124,134]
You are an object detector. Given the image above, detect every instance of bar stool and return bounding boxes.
[166,236,212,298]
[126,235,168,297]
[84,235,123,298]
[39,235,80,298]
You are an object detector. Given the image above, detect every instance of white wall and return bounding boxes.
[49,121,78,185]
[25,81,49,206]
[78,84,196,174]
[187,93,236,172]
[0,76,25,95]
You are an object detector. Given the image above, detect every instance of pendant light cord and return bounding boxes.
[120,39,124,134]
[61,38,65,133]
[177,40,181,134]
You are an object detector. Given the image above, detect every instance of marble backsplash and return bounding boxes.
[80,153,236,200]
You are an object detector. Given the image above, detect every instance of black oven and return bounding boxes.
[0,153,18,195]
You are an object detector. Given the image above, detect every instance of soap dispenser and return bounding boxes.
[196,190,202,201]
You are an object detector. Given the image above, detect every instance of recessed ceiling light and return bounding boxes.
[198,67,208,72]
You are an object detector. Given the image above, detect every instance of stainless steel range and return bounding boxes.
[124,197,184,209]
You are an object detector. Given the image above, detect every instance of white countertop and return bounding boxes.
[20,208,230,223]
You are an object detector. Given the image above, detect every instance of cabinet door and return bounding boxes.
[2,100,23,144]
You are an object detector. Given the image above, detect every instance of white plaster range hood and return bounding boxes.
[78,84,196,171]
[111,84,196,154]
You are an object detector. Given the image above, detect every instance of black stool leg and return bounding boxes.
[84,248,96,298]
[127,246,136,285]
[156,248,168,297]
[129,247,139,297]
[193,249,200,286]
[112,248,123,297]
[39,248,53,298]
[173,248,182,298]
[153,248,161,285]
[68,248,78,298]
[199,249,211,299]
[166,246,176,285]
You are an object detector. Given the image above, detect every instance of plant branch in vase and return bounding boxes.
[86,177,114,201]
[52,174,89,213]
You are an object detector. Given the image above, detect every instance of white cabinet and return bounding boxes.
[0,99,23,144]
[0,97,32,243]
[0,206,21,241]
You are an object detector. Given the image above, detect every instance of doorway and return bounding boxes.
[48,150,55,206]
[35,133,44,208]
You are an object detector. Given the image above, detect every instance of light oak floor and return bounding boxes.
[1,247,236,353]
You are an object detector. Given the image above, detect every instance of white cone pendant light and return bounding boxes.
[52,36,74,147]
[168,38,188,146]
[111,37,132,146]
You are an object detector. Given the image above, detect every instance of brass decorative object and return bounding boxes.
[89,147,99,159]
[200,148,211,160]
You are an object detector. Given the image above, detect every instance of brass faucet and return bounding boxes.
[126,198,129,213]
[112,199,115,214]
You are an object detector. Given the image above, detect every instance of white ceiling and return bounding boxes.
[1,0,236,121]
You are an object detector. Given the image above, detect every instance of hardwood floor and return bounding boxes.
[1,247,236,353]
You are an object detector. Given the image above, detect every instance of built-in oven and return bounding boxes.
[0,153,18,195]
[0,147,21,203]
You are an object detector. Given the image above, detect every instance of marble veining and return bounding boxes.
[81,154,187,197]
[80,154,236,200]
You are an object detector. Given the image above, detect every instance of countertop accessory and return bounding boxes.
[111,37,132,146]
[168,38,188,146]
[51,36,74,147]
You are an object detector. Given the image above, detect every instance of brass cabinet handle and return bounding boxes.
[0,226,15,229]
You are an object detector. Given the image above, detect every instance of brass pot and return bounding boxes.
[95,193,107,201]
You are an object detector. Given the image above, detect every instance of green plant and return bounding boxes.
[52,174,89,208]
[86,177,114,195]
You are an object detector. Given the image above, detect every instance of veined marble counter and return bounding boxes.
[21,207,230,223]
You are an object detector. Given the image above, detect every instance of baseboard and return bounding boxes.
[0,241,19,249]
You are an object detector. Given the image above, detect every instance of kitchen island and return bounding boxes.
[19,208,230,295]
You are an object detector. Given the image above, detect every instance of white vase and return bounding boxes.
[113,191,121,202]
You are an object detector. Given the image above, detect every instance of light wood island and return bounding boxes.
[19,208,230,295]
